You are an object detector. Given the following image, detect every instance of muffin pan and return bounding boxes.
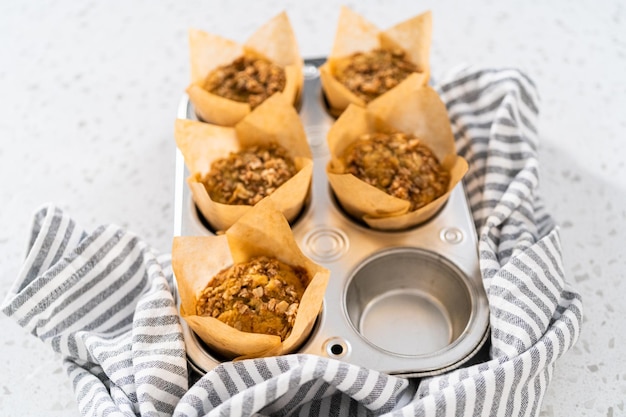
[173,59,490,377]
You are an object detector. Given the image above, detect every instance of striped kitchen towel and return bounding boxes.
[2,66,582,417]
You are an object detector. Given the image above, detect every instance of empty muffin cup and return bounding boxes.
[345,247,473,357]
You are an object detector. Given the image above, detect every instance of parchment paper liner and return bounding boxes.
[187,11,304,126]
[175,93,313,233]
[326,73,468,230]
[172,199,330,360]
[319,6,432,116]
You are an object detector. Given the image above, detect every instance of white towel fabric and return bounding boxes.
[2,66,582,417]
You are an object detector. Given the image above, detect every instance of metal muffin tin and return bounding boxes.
[174,59,490,378]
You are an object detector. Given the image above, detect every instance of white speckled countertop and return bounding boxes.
[1,1,624,415]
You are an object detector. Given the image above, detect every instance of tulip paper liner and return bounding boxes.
[175,93,313,233]
[327,74,468,230]
[187,11,304,126]
[320,6,432,116]
[172,199,330,360]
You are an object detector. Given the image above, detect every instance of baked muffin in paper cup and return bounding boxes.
[187,11,304,126]
[320,6,432,116]
[172,199,330,360]
[326,73,468,230]
[175,93,313,233]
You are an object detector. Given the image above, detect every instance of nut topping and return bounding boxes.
[340,132,450,211]
[203,143,297,206]
[204,55,286,108]
[196,256,308,340]
[333,48,418,103]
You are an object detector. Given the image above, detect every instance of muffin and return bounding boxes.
[196,256,306,341]
[187,11,303,126]
[172,199,330,360]
[175,93,313,232]
[326,76,468,230]
[320,6,431,116]
[339,131,450,212]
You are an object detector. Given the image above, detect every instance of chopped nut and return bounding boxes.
[286,303,298,316]
[275,300,289,314]
[252,286,264,298]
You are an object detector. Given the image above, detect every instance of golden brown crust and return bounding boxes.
[340,132,450,211]
[196,256,307,341]
[202,143,297,206]
[332,48,418,103]
[204,55,286,109]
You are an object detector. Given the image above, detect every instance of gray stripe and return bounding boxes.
[133,314,180,327]
[510,253,561,306]
[39,255,148,340]
[175,393,205,416]
[454,382,466,416]
[434,390,447,417]
[504,355,525,416]
[136,374,187,398]
[330,362,349,387]
[11,225,113,313]
[200,378,223,408]
[76,377,103,409]
[259,367,278,412]
[488,366,507,417]
[138,297,177,310]
[277,356,291,373]
[283,379,317,415]
[215,364,239,397]
[291,377,336,417]
[282,358,329,414]
[329,392,344,417]
[488,281,552,327]
[360,374,387,406]
[342,367,369,396]
[384,378,409,412]
[49,217,76,272]
[137,391,176,414]
[102,311,135,335]
[27,206,49,252]
[232,361,256,388]
[491,316,537,351]
[23,207,63,286]
[134,360,186,380]
[240,388,256,416]
[441,72,538,114]
[15,227,128,327]
[348,394,360,416]
[85,393,120,417]
[67,333,79,358]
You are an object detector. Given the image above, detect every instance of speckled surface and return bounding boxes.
[0,1,624,415]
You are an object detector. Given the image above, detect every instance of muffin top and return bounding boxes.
[333,48,418,103]
[203,143,297,206]
[196,256,307,341]
[204,55,286,108]
[340,131,449,211]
